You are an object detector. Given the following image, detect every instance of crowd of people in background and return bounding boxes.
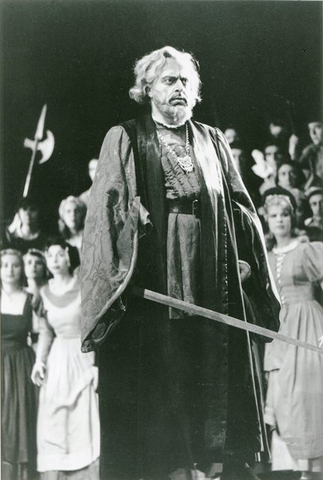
[1,114,323,480]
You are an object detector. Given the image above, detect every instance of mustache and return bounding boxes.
[170,94,188,104]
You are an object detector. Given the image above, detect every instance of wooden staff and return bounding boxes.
[132,287,323,355]
[23,104,47,198]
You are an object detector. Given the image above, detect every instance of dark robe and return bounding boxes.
[80,113,280,479]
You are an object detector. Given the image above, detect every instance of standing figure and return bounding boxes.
[224,126,240,145]
[58,196,86,254]
[79,158,99,207]
[304,186,323,242]
[24,249,48,297]
[23,248,49,349]
[80,46,280,480]
[276,160,305,193]
[3,198,48,253]
[298,120,323,188]
[229,141,261,207]
[31,238,100,480]
[263,189,323,480]
[252,143,284,198]
[1,249,37,480]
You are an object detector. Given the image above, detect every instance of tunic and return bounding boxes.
[36,279,100,475]
[265,240,323,471]
[2,293,37,480]
[157,122,201,315]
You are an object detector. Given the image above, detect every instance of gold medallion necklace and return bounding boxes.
[157,124,194,173]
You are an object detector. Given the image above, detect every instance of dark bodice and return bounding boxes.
[2,296,33,352]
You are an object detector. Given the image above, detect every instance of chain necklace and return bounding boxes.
[157,123,194,173]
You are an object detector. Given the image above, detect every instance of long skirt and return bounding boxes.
[265,299,323,471]
[37,337,100,475]
[2,345,38,480]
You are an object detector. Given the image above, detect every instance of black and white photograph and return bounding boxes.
[1,1,323,480]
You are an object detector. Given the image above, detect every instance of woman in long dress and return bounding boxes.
[31,237,100,479]
[1,248,38,480]
[263,190,323,480]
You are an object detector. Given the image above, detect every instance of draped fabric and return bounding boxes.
[80,113,280,479]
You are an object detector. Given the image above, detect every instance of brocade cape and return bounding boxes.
[80,114,279,351]
[80,113,280,477]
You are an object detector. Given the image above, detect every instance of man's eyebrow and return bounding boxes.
[161,74,188,81]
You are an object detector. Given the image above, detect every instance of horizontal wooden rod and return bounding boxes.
[131,287,323,355]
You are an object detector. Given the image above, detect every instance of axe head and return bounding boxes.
[24,130,55,164]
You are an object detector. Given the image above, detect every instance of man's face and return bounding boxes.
[264,145,283,170]
[18,206,39,227]
[224,128,239,144]
[277,164,297,189]
[148,58,196,126]
[309,193,323,218]
[269,123,284,138]
[308,122,323,145]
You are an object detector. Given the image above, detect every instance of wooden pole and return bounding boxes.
[132,286,323,355]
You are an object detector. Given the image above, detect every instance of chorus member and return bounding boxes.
[230,141,261,206]
[263,189,323,480]
[255,143,284,197]
[24,249,48,348]
[4,198,48,253]
[31,237,99,479]
[58,196,86,254]
[304,186,323,242]
[79,158,99,207]
[224,125,240,144]
[1,249,37,480]
[267,118,300,161]
[299,120,323,187]
[264,141,284,167]
[276,162,309,230]
[276,160,305,192]
[80,46,280,480]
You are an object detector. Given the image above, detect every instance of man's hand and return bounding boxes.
[239,260,251,283]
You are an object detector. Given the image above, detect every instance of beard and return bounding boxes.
[152,97,193,126]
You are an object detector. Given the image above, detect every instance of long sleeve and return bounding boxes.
[215,128,281,338]
[36,313,55,365]
[80,126,141,351]
[302,242,323,283]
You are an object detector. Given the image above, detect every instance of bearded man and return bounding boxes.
[80,46,280,480]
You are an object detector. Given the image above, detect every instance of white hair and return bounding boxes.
[129,46,202,105]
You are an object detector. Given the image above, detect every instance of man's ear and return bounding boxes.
[145,85,152,98]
